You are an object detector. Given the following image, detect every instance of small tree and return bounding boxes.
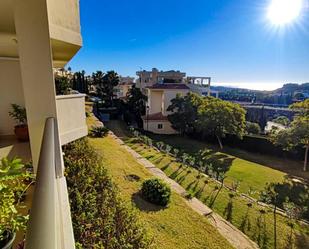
[270,100,309,171]
[126,86,147,128]
[283,201,302,247]
[245,122,261,135]
[272,116,290,127]
[172,148,179,158]
[165,144,172,154]
[196,97,246,149]
[260,183,281,249]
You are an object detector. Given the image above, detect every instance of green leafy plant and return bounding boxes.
[8,104,27,126]
[90,126,109,137]
[63,139,151,248]
[0,157,29,246]
[55,76,72,95]
[141,178,171,206]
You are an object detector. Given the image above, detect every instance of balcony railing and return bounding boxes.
[25,118,75,249]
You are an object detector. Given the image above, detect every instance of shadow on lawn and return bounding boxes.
[132,192,167,212]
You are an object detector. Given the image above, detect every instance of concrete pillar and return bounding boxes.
[14,0,59,171]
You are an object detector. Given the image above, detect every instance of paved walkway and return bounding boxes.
[109,132,259,249]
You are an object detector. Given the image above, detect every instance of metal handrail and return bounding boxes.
[25,118,75,249]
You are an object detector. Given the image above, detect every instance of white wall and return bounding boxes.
[163,89,189,115]
[0,59,25,136]
[56,94,87,145]
[143,120,177,135]
[148,90,163,114]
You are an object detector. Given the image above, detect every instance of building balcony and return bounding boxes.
[56,94,88,145]
[0,0,82,67]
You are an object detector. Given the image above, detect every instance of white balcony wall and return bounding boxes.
[56,94,87,145]
[0,58,25,136]
[47,0,81,44]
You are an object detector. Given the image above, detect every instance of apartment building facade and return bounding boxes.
[139,68,219,134]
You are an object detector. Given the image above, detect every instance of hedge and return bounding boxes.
[63,138,151,249]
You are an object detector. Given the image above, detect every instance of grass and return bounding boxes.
[89,136,234,249]
[86,113,234,249]
[105,120,309,249]
[146,134,289,196]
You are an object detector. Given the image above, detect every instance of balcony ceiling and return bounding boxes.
[0,0,81,66]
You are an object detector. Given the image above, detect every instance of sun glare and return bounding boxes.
[267,0,303,25]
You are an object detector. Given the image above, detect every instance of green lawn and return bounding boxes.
[105,120,309,249]
[90,136,234,249]
[146,134,290,196]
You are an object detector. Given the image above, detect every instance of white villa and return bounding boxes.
[137,68,219,134]
[113,76,135,100]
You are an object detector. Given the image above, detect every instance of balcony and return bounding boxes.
[56,94,88,145]
[0,0,82,67]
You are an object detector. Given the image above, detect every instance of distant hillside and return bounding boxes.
[211,83,309,94]
[273,83,309,94]
[211,83,309,105]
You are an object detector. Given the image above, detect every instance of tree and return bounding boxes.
[126,86,147,127]
[93,70,119,106]
[260,183,280,249]
[167,93,202,135]
[272,116,290,126]
[270,99,309,171]
[245,122,261,135]
[72,70,89,94]
[196,97,246,149]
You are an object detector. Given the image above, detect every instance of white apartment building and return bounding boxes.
[139,69,219,134]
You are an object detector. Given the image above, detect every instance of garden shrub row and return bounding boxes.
[63,138,151,249]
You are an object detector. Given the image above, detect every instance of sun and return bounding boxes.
[267,0,303,25]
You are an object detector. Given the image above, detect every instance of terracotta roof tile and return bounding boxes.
[142,112,169,121]
[147,84,190,90]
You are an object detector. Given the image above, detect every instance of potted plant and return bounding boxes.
[9,104,29,141]
[0,157,29,249]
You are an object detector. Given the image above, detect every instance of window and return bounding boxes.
[158,124,163,129]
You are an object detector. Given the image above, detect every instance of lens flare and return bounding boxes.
[267,0,303,25]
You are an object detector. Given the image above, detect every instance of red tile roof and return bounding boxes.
[142,112,169,121]
[147,83,190,90]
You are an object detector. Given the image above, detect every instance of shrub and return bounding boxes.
[141,178,171,206]
[90,126,109,137]
[63,138,151,248]
[245,122,261,135]
[55,76,71,95]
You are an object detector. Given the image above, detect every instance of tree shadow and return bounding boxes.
[195,182,208,199]
[186,179,198,191]
[255,210,269,249]
[240,204,252,232]
[131,192,167,212]
[161,163,171,171]
[223,197,234,222]
[208,185,224,208]
[169,165,185,179]
[153,157,164,165]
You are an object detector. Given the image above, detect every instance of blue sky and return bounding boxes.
[68,0,309,90]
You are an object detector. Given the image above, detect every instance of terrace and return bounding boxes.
[0,0,86,248]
